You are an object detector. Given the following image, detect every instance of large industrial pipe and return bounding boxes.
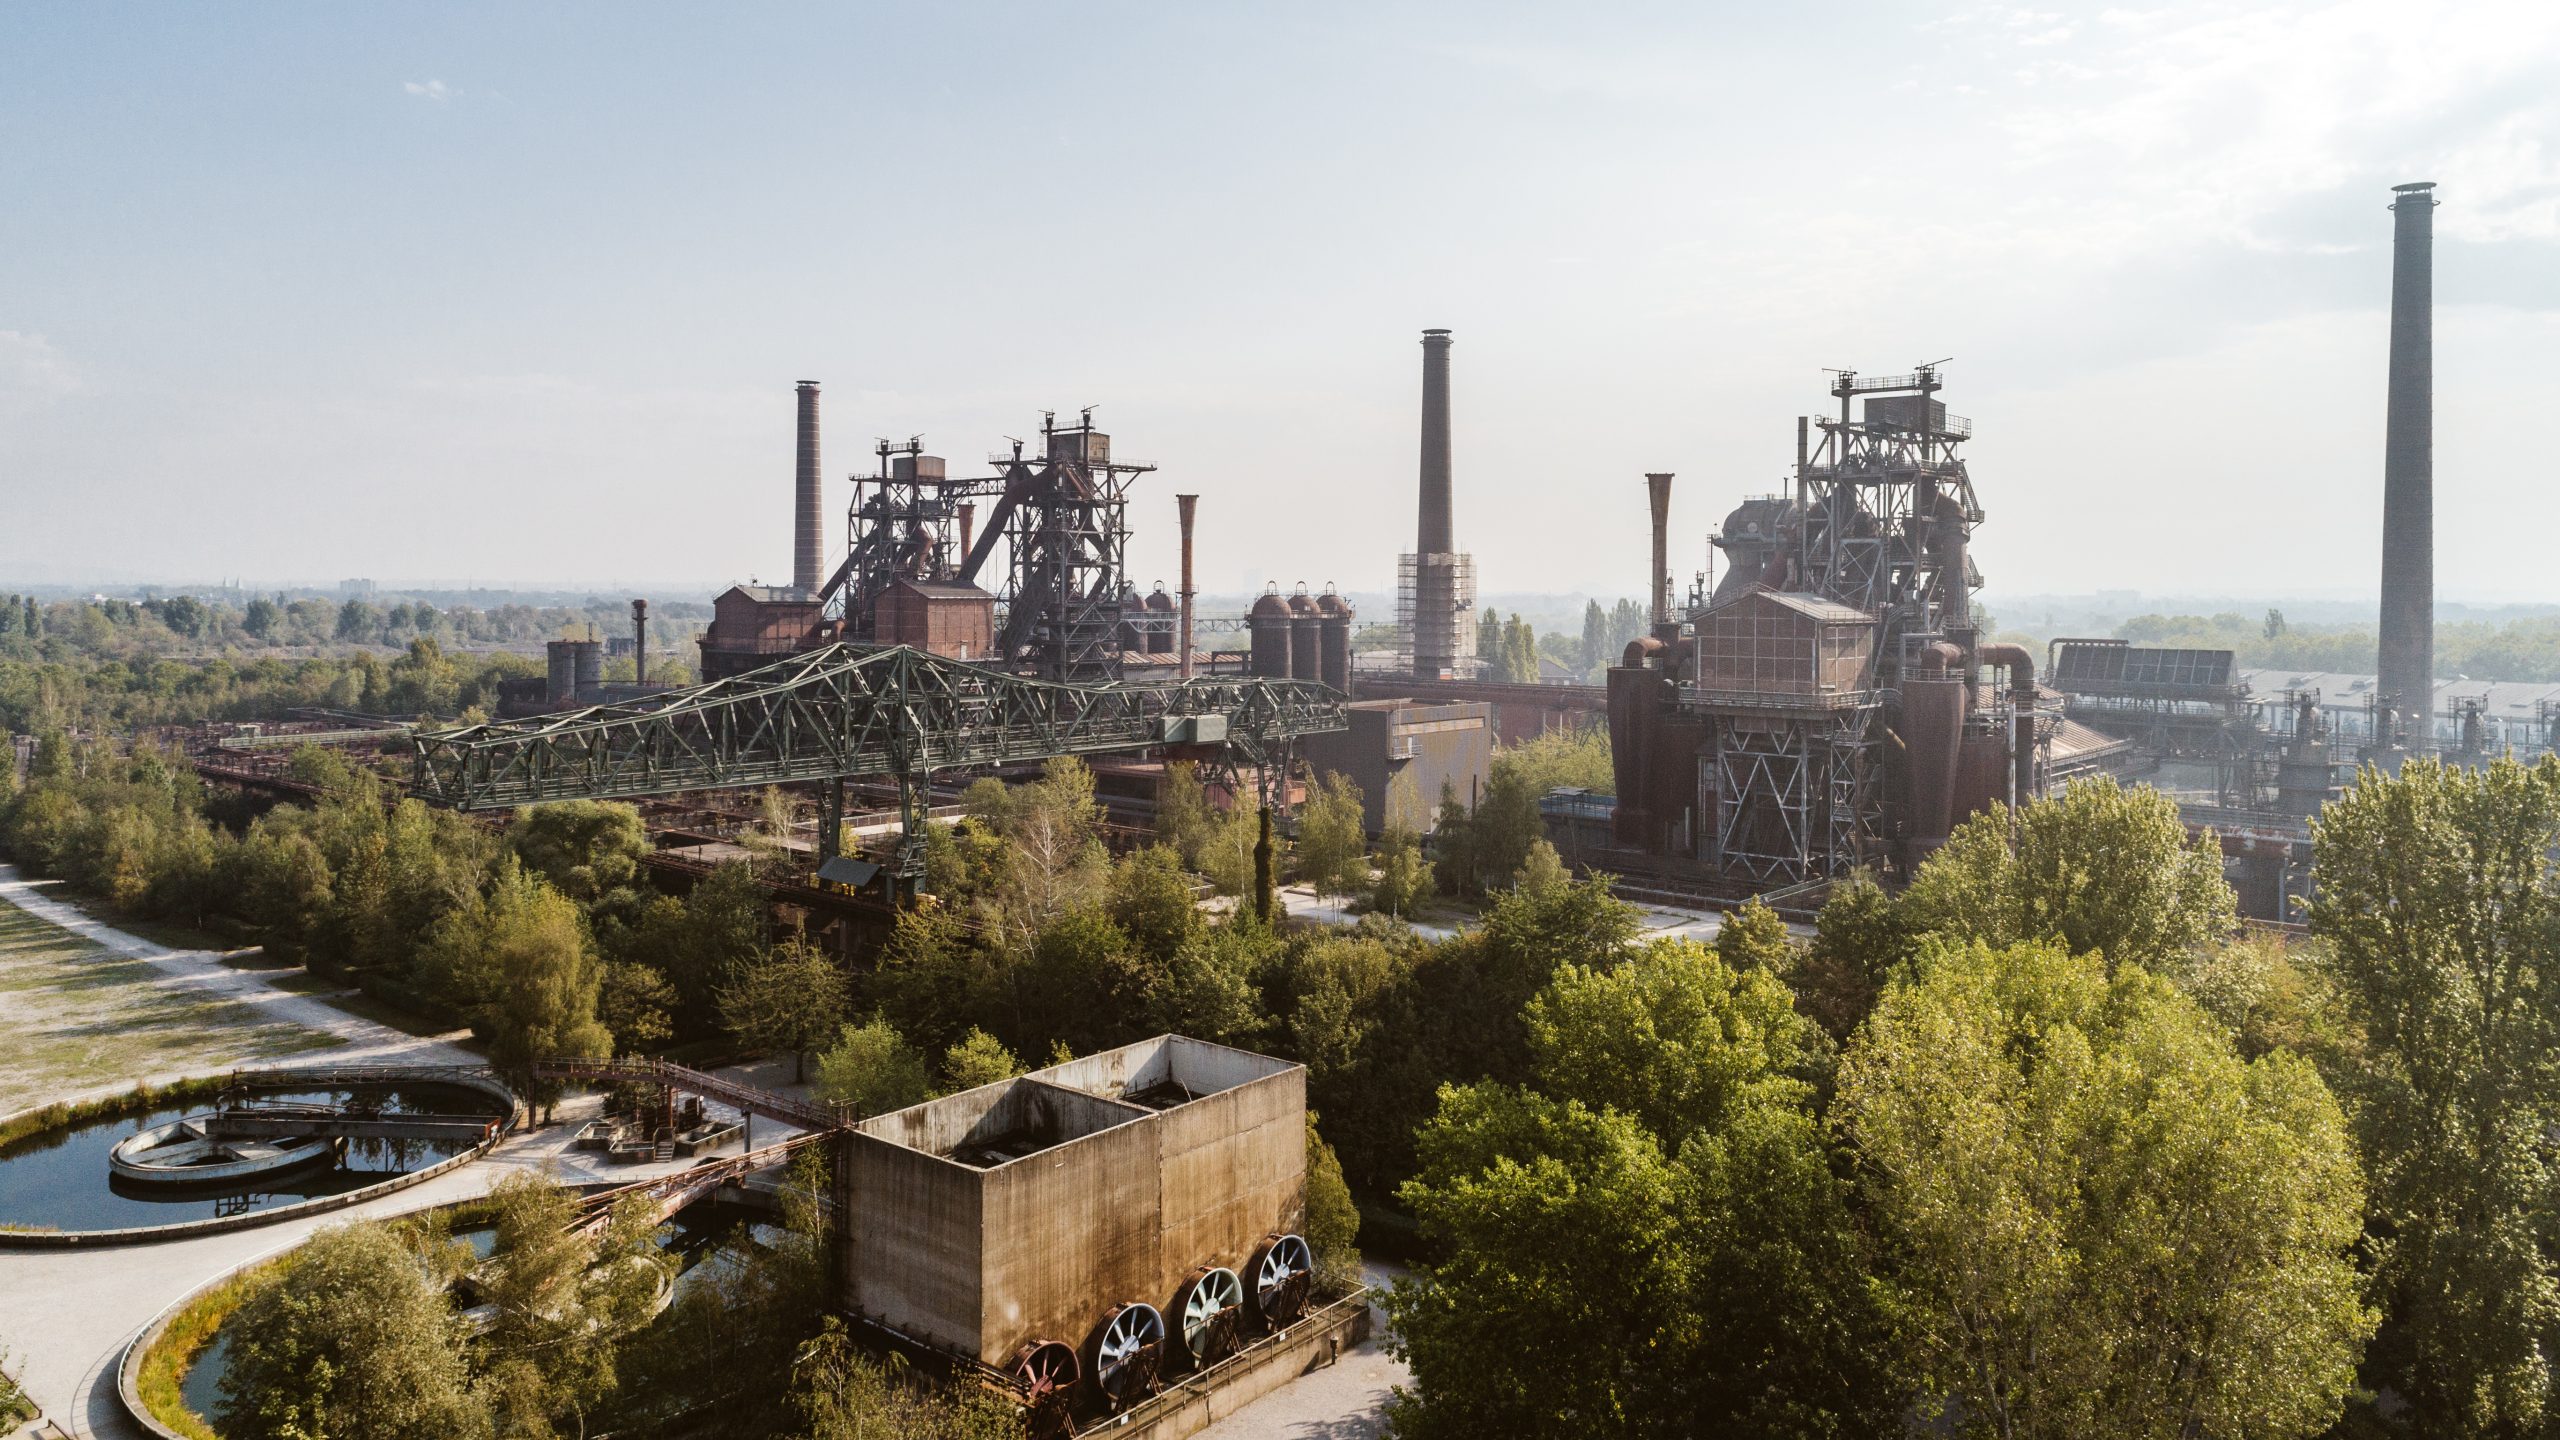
[631,598,649,687]
[2378,181,2438,749]
[1176,493,1198,679]
[794,381,824,597]
[1646,473,1675,638]
[958,502,976,571]
[1979,642,2037,807]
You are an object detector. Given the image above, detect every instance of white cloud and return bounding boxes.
[403,79,452,102]
[0,330,80,418]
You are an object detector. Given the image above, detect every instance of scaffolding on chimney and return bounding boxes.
[1396,551,1476,679]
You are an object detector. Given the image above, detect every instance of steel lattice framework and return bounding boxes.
[410,642,1344,814]
[1709,706,1881,884]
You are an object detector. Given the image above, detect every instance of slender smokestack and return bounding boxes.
[1414,329,1456,679]
[1646,473,1675,634]
[2378,182,2437,750]
[1177,493,1198,680]
[631,598,648,687]
[1419,330,1454,555]
[958,502,976,567]
[795,381,823,597]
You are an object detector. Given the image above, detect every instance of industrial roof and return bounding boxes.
[1716,590,1873,625]
[2238,668,2560,718]
[719,584,819,606]
[887,579,995,600]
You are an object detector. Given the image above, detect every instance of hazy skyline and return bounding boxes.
[4,2,2556,602]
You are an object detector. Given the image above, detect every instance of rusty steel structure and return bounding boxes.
[972,410,1152,681]
[412,642,1344,880]
[1605,365,2051,892]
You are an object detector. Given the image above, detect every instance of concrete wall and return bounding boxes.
[1152,1065,1306,1288]
[1303,700,1491,836]
[978,1103,1165,1363]
[841,1038,1309,1367]
[843,1126,986,1357]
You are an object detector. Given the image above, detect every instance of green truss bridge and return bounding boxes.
[409,643,1346,828]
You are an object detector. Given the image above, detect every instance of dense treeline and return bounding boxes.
[1380,763,2560,1440]
[2115,608,2560,682]
[0,590,700,736]
[25,683,2560,1437]
[0,588,703,658]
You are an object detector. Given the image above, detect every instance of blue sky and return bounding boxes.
[3,2,2556,601]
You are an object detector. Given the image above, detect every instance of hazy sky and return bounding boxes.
[3,2,2556,603]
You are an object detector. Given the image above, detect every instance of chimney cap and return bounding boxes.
[796,379,821,388]
[1421,328,1453,339]
[2391,181,2437,192]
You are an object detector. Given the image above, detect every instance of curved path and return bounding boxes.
[0,873,772,1439]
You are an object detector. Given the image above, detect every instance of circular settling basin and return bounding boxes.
[0,1083,506,1234]
[173,1198,786,1427]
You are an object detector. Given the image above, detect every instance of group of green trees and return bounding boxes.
[1382,763,2560,1440]
[2112,608,2560,683]
[0,589,705,660]
[0,737,776,1104]
[36,654,2560,1439]
[216,1163,1009,1440]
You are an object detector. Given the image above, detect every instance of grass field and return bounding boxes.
[0,899,339,1116]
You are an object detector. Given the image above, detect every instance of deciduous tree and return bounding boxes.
[1836,939,2371,1440]
[2309,755,2560,1436]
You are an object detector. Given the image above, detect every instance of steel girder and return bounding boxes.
[410,643,1344,812]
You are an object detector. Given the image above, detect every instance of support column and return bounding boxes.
[818,777,845,863]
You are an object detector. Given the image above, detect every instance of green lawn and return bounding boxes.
[0,899,339,1116]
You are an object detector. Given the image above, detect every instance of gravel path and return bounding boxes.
[0,864,481,1111]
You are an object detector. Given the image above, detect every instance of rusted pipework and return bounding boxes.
[1978,642,2037,806]
[1914,640,1962,676]
[1623,635,1666,668]
[1978,642,2034,697]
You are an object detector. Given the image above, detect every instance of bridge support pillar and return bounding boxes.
[818,778,845,863]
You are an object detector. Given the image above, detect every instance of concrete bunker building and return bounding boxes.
[838,1035,1314,1413]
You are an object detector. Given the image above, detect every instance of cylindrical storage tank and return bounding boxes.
[1315,588,1353,692]
[1144,585,1177,655]
[1116,584,1145,654]
[545,640,577,707]
[1951,731,2012,827]
[571,639,603,696]
[1899,676,1966,850]
[1248,589,1295,679]
[1288,588,1321,683]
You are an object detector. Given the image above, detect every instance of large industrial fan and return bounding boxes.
[1250,1233,1314,1326]
[1089,1301,1166,1409]
[1008,1338,1080,1439]
[1174,1265,1246,1365]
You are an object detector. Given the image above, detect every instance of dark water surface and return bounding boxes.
[0,1084,502,1232]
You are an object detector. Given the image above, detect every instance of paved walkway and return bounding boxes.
[1276,882,1740,948]
[0,874,750,1439]
[0,865,482,1112]
[1,1101,724,1440]
[1193,1263,1408,1440]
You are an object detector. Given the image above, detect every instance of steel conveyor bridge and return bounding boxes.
[409,644,1345,875]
